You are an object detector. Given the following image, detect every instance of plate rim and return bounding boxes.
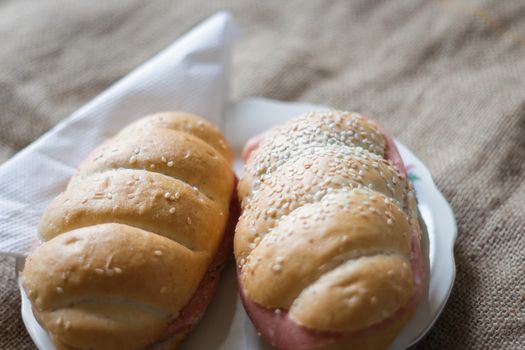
[395,140,457,348]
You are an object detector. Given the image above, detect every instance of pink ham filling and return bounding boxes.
[238,122,425,350]
[155,180,240,345]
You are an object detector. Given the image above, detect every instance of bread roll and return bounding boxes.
[235,111,425,350]
[22,112,236,350]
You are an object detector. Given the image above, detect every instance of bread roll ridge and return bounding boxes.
[23,112,235,350]
[235,110,422,334]
[40,112,233,249]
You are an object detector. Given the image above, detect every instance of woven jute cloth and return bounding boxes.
[1,0,524,349]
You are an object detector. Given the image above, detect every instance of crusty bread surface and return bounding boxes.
[23,112,235,350]
[235,111,423,349]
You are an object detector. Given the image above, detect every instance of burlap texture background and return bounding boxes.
[1,0,524,349]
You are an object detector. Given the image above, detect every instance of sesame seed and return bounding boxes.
[150,164,155,169]
[129,156,137,164]
[114,267,122,274]
[267,208,277,217]
[134,148,140,154]
[186,217,192,225]
[154,250,163,256]
[272,264,282,272]
[95,268,104,275]
[161,156,167,163]
[167,161,174,167]
[164,192,171,199]
[387,219,393,225]
[56,287,63,293]
[169,207,176,214]
[106,193,112,199]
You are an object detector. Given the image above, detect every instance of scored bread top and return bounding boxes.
[235,110,421,333]
[23,112,235,350]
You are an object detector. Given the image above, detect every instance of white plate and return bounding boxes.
[18,98,457,350]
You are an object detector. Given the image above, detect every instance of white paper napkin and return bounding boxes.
[0,11,239,257]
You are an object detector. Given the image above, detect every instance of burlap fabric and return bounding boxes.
[1,0,524,349]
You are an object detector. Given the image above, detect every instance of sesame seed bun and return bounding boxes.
[235,111,425,350]
[22,112,236,350]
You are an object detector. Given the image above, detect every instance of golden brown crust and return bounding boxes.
[49,330,189,350]
[122,112,233,163]
[234,149,410,263]
[235,110,422,342]
[23,112,234,350]
[40,169,225,252]
[240,189,414,334]
[25,224,206,350]
[238,111,386,201]
[78,126,232,203]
